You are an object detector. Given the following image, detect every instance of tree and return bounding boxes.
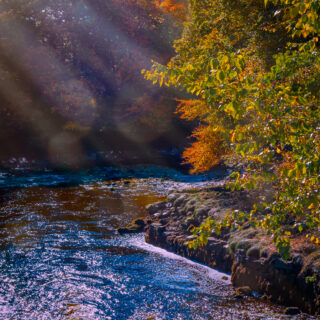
[144,0,320,257]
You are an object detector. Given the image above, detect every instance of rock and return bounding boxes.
[181,222,189,230]
[195,206,210,216]
[246,246,261,259]
[233,294,244,300]
[159,218,168,225]
[117,217,146,234]
[146,201,167,215]
[167,193,178,202]
[144,188,320,315]
[117,223,143,234]
[284,307,300,315]
[234,286,252,296]
[150,222,162,228]
[208,208,218,217]
[132,218,145,227]
[161,210,170,217]
[185,218,200,228]
[207,237,224,245]
[117,227,129,235]
[173,195,186,208]
[272,257,294,272]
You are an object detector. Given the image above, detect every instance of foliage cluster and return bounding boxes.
[144,0,320,258]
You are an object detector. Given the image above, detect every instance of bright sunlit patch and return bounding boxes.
[128,234,231,284]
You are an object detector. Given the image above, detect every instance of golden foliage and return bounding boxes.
[157,0,187,21]
[182,125,227,173]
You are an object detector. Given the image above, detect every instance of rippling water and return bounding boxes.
[0,166,314,319]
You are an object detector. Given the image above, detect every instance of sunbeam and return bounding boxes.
[0,0,185,167]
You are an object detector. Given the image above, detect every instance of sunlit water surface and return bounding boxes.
[0,166,314,319]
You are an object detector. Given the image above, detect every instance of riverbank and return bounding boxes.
[120,184,320,316]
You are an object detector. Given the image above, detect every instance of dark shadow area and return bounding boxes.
[0,0,192,168]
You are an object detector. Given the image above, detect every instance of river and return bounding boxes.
[0,165,314,319]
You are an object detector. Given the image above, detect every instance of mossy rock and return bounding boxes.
[303,250,320,273]
[229,238,256,253]
[118,217,147,235]
[214,208,232,221]
[173,194,187,207]
[117,224,144,234]
[167,193,179,202]
[185,215,195,224]
[183,200,196,213]
[236,239,255,251]
[246,246,261,259]
[183,187,202,193]
[194,206,209,217]
[229,228,260,242]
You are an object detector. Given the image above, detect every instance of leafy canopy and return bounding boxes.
[144,0,320,258]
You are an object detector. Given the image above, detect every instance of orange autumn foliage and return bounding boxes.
[175,99,228,173]
[182,125,227,174]
[157,0,187,21]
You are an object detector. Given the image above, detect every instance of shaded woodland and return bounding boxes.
[0,0,188,166]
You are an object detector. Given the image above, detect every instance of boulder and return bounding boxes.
[284,307,300,315]
[117,217,147,234]
[234,286,252,296]
[146,201,167,215]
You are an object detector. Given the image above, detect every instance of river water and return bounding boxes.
[0,165,314,319]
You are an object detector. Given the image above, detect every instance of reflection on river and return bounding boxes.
[0,166,315,319]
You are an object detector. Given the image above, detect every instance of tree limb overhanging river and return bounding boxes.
[0,165,315,319]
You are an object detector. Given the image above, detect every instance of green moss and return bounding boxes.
[183,187,202,193]
[183,199,197,213]
[303,250,320,273]
[236,239,253,251]
[214,208,232,221]
[194,206,208,217]
[167,193,179,202]
[228,228,261,253]
[229,240,238,253]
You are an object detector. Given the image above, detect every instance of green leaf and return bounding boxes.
[225,101,237,116]
[216,70,226,82]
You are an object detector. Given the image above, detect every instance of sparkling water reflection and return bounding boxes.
[0,166,315,319]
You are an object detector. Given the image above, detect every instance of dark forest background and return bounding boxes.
[0,0,190,168]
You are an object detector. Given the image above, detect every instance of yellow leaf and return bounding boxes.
[231,131,236,142]
[308,203,314,209]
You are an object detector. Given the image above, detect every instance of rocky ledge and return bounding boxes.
[119,185,320,315]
